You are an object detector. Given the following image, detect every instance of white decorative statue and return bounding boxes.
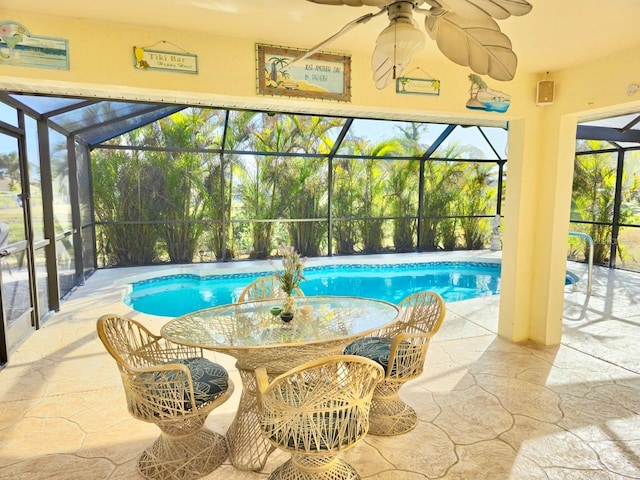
[490,215,502,251]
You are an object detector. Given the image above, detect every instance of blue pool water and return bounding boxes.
[125,262,503,317]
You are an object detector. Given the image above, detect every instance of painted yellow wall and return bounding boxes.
[2,11,640,345]
[500,46,640,345]
[0,10,537,121]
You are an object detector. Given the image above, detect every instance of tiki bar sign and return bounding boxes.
[133,45,198,74]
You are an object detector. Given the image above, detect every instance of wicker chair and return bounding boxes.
[256,355,384,480]
[237,275,305,303]
[96,314,234,480]
[343,290,445,436]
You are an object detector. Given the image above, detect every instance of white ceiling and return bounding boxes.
[3,0,640,77]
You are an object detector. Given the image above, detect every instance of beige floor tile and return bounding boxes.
[475,374,563,423]
[501,415,603,470]
[365,424,456,478]
[0,417,85,465]
[448,441,548,479]
[0,454,115,480]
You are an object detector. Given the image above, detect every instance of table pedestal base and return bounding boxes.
[225,367,274,471]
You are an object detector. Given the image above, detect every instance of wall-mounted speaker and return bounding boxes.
[536,80,555,106]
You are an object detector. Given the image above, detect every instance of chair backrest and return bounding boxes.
[237,275,304,302]
[97,314,217,421]
[380,291,445,379]
[97,314,168,370]
[396,290,446,336]
[375,290,445,340]
[256,355,384,454]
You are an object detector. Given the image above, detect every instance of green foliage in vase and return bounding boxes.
[272,244,306,295]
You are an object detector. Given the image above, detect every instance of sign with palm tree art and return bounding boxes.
[466,74,511,113]
[256,43,351,102]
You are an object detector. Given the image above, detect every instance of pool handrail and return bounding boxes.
[568,231,593,295]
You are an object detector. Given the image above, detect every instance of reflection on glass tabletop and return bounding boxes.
[160,296,399,348]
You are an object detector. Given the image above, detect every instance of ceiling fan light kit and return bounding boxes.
[376,20,425,67]
[373,2,425,86]
[305,0,533,89]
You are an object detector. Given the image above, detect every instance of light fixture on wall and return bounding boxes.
[627,83,640,96]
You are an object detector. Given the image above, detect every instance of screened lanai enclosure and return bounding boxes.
[1,91,640,364]
[91,111,509,265]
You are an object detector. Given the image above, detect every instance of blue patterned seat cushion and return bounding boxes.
[345,337,420,377]
[141,357,229,411]
[344,337,393,371]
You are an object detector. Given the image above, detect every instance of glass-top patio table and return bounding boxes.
[160,295,399,471]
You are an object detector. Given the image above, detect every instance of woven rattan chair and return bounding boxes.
[343,290,445,436]
[96,314,234,480]
[237,275,304,303]
[256,355,384,480]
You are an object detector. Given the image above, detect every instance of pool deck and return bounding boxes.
[0,251,639,479]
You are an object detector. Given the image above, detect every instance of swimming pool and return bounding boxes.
[125,261,502,317]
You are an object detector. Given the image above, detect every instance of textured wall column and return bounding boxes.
[499,113,576,345]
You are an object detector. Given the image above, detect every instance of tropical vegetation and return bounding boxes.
[570,140,640,267]
[90,109,504,266]
[85,109,640,271]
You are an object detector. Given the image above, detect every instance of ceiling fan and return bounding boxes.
[292,0,533,89]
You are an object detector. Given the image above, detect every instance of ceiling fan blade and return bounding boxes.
[473,0,532,17]
[371,46,409,89]
[306,0,393,6]
[425,11,518,80]
[435,0,532,20]
[287,9,386,66]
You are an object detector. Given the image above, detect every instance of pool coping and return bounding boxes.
[113,250,504,287]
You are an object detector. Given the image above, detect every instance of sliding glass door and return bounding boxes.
[0,129,36,363]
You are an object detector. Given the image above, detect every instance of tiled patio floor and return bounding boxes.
[1,253,638,479]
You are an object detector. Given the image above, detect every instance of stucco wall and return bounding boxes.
[0,10,538,122]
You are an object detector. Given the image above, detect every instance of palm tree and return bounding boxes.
[332,154,365,254]
[387,123,426,252]
[361,141,393,253]
[420,141,467,250]
[457,162,495,249]
[236,113,296,258]
[207,110,258,260]
[280,115,341,256]
[266,56,290,87]
[91,132,162,266]
[467,74,488,105]
[149,109,217,263]
[571,141,621,264]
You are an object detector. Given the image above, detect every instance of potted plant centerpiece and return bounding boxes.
[272,244,306,318]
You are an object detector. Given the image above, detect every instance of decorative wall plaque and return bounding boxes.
[0,21,69,70]
[256,43,351,102]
